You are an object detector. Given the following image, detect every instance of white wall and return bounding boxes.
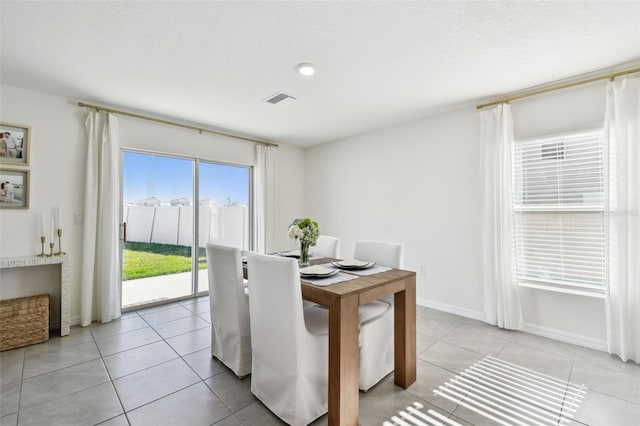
[0,85,86,327]
[0,84,305,325]
[305,82,609,350]
[305,106,485,318]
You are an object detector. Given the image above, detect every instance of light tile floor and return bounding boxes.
[1,298,638,426]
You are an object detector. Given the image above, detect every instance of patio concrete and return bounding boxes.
[122,269,209,309]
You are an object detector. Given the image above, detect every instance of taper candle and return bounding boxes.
[50,218,54,242]
[55,206,61,230]
[41,212,45,236]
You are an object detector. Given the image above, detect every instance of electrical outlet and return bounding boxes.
[74,212,84,224]
[419,265,426,275]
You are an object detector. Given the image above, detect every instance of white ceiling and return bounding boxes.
[1,1,639,147]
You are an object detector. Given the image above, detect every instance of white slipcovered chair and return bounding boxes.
[313,235,340,258]
[354,240,404,391]
[247,253,391,423]
[246,252,330,425]
[207,244,251,378]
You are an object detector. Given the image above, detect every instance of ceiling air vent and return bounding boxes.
[264,92,296,105]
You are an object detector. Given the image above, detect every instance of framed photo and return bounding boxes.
[0,122,30,166]
[0,168,29,209]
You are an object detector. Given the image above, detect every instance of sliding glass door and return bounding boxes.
[121,152,194,309]
[121,150,251,309]
[197,161,251,293]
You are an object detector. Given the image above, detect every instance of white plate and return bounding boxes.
[332,259,376,270]
[278,250,314,259]
[279,250,300,258]
[300,265,339,278]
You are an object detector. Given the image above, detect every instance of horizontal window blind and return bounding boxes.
[513,129,606,292]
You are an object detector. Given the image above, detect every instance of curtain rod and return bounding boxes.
[77,102,279,147]
[476,66,640,110]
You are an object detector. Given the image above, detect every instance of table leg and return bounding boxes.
[328,293,360,426]
[394,275,416,388]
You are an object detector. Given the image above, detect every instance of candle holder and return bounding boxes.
[49,242,55,257]
[56,229,66,255]
[38,236,46,257]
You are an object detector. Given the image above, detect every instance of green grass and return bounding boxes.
[123,242,207,281]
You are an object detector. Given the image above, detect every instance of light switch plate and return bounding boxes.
[74,212,84,224]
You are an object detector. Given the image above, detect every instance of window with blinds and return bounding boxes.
[513,128,606,293]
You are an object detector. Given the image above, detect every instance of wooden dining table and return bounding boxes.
[245,257,416,426]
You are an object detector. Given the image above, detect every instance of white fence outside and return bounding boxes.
[124,204,249,250]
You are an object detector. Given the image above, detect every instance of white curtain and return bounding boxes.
[254,145,276,253]
[80,111,121,326]
[480,103,523,330]
[605,75,640,363]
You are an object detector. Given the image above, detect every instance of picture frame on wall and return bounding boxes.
[0,122,31,166]
[0,168,30,209]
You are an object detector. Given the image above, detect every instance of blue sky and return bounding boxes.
[123,152,249,204]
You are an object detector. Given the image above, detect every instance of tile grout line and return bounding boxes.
[564,351,590,426]
[15,332,121,423]
[424,319,468,417]
[18,347,102,381]
[9,307,212,425]
[98,308,217,424]
[15,348,26,426]
[117,310,231,423]
[91,328,130,425]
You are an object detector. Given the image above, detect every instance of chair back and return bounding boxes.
[353,241,402,389]
[313,235,340,258]
[246,253,307,372]
[247,252,330,424]
[353,240,404,268]
[207,243,251,376]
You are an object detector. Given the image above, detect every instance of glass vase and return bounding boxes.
[299,240,310,267]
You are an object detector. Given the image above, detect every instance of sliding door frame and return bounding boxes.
[120,147,254,310]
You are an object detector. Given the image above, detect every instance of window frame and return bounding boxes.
[512,124,607,298]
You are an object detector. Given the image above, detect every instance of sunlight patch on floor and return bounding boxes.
[384,355,587,426]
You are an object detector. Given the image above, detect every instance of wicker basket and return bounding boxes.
[0,294,50,351]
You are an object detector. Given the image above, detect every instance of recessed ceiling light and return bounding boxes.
[296,63,316,76]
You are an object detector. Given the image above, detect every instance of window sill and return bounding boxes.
[518,282,606,299]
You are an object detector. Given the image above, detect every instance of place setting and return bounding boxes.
[277,249,305,258]
[298,264,358,286]
[330,258,392,276]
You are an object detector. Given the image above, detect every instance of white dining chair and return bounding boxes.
[313,235,340,258]
[354,240,404,272]
[246,252,330,425]
[354,240,404,391]
[207,243,252,379]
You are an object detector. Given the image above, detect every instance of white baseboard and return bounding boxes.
[416,297,608,352]
[416,297,484,321]
[522,322,608,352]
[70,315,81,327]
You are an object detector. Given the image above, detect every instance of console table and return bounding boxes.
[0,254,70,336]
